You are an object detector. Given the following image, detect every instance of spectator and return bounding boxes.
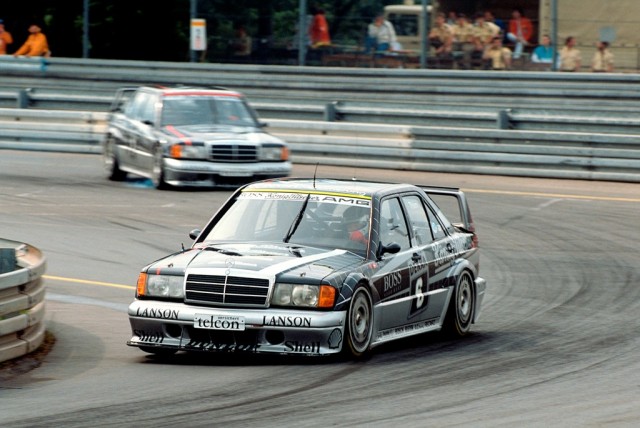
[308,6,331,48]
[484,10,506,40]
[531,34,554,63]
[472,12,501,64]
[559,36,581,72]
[365,12,397,54]
[452,14,475,69]
[446,11,458,26]
[230,25,252,57]
[428,13,454,57]
[0,19,13,55]
[483,36,512,70]
[591,41,614,72]
[13,23,50,57]
[507,8,534,59]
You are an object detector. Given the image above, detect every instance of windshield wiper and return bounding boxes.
[283,194,311,243]
[203,245,242,256]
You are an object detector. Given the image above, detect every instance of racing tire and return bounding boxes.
[104,137,127,181]
[139,346,177,356]
[345,285,374,359]
[442,271,475,337]
[151,147,169,190]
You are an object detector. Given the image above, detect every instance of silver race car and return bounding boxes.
[128,178,486,358]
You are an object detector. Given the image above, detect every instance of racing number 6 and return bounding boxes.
[414,277,425,309]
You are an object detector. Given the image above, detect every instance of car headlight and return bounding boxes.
[259,145,289,161]
[169,143,208,159]
[271,283,335,308]
[137,273,184,299]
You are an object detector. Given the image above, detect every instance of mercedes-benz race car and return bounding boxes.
[127,178,487,358]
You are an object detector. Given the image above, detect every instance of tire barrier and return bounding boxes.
[0,239,47,364]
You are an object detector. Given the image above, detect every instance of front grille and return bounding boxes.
[210,145,258,162]
[185,274,270,307]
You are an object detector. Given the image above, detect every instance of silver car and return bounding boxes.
[103,86,291,189]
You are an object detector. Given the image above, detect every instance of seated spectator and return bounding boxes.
[365,12,397,54]
[13,23,50,57]
[0,19,13,55]
[452,14,475,69]
[472,12,501,66]
[559,36,581,72]
[484,10,506,40]
[506,8,533,59]
[591,41,614,72]
[531,34,554,63]
[230,25,252,57]
[483,36,512,70]
[428,13,454,56]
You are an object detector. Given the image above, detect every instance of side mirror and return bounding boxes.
[258,121,268,128]
[189,229,201,240]
[377,242,401,259]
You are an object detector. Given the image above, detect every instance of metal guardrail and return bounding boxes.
[0,239,47,364]
[3,108,635,182]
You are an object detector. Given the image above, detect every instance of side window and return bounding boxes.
[124,92,146,119]
[425,202,447,240]
[137,93,157,124]
[379,198,410,250]
[402,195,433,246]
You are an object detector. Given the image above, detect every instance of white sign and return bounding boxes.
[191,19,207,51]
[194,314,245,331]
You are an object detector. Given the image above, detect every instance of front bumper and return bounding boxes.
[163,158,292,187]
[127,300,346,356]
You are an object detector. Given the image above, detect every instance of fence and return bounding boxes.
[0,239,47,364]
[1,108,639,183]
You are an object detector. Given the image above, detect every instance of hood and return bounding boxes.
[161,124,259,141]
[146,242,363,284]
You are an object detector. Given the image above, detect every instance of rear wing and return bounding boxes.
[418,186,475,234]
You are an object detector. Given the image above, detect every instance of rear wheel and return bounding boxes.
[345,286,373,358]
[443,271,475,337]
[104,137,127,181]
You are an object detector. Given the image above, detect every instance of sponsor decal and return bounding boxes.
[136,307,179,320]
[194,314,245,331]
[328,328,343,349]
[263,315,311,328]
[133,330,164,344]
[184,339,260,353]
[240,191,371,207]
[376,318,439,340]
[285,341,321,353]
[409,253,430,318]
[382,271,403,298]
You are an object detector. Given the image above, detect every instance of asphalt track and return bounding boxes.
[1,150,639,427]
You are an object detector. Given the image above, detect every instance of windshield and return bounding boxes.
[161,96,257,127]
[200,191,372,256]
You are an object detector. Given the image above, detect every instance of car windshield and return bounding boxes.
[161,96,257,127]
[200,191,372,256]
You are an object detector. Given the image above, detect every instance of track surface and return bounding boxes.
[1,151,639,427]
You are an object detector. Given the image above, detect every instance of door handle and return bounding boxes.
[411,253,422,262]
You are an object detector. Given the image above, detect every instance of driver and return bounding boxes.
[343,206,369,246]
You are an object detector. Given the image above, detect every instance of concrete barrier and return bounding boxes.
[0,239,47,364]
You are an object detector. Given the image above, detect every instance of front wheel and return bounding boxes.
[151,147,169,190]
[104,137,127,181]
[345,286,374,358]
[442,271,475,337]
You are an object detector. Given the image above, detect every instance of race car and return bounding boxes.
[127,178,486,358]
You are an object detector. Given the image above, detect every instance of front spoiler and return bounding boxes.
[127,300,346,356]
[163,158,291,186]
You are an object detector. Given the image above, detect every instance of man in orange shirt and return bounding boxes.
[14,24,50,57]
[308,7,331,48]
[0,19,13,55]
[506,8,533,59]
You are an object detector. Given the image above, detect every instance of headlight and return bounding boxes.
[271,283,335,308]
[137,273,184,299]
[259,145,289,161]
[169,143,208,159]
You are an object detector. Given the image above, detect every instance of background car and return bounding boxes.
[103,86,291,189]
[127,178,487,358]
